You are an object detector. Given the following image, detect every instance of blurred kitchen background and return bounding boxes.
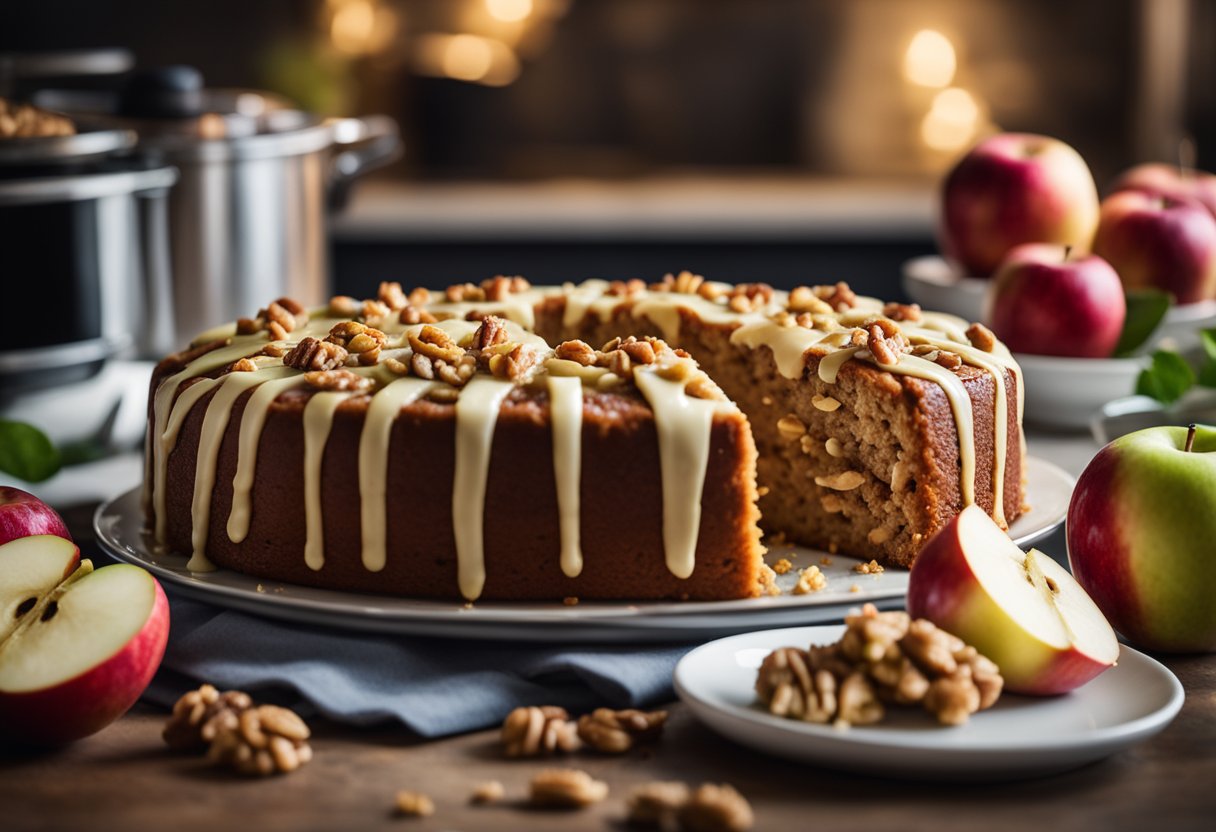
[4,0,1212,302]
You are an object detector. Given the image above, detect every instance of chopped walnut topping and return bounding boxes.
[236,317,262,335]
[267,321,289,341]
[576,708,667,754]
[815,470,865,491]
[607,278,647,297]
[727,282,776,314]
[867,321,911,366]
[488,343,540,381]
[825,437,845,458]
[481,274,531,300]
[207,705,313,777]
[554,339,597,366]
[398,304,437,325]
[326,321,388,367]
[911,344,964,370]
[408,287,431,307]
[787,286,834,315]
[812,394,841,412]
[445,282,486,303]
[772,558,793,575]
[328,295,360,317]
[361,299,391,322]
[620,338,658,366]
[678,784,755,832]
[264,300,303,335]
[471,315,510,349]
[229,357,258,373]
[258,342,288,359]
[813,281,857,311]
[882,302,922,322]
[792,565,828,594]
[626,782,691,827]
[303,368,371,392]
[378,281,408,310]
[685,373,728,401]
[854,559,885,574]
[394,790,435,818]
[529,769,609,809]
[284,337,349,372]
[163,684,253,752]
[409,324,465,363]
[501,705,581,758]
[966,322,997,352]
[470,781,505,805]
[776,414,806,441]
[653,270,705,295]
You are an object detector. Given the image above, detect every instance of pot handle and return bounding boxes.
[327,114,402,210]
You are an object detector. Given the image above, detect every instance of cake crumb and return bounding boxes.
[394,790,435,818]
[853,560,884,575]
[761,395,773,406]
[758,565,781,596]
[563,596,579,607]
[849,584,862,593]
[792,566,827,595]
[772,558,793,575]
[757,485,770,498]
[820,556,834,566]
[828,541,839,555]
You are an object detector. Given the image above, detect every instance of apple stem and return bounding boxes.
[1185,423,1197,453]
[1063,245,1072,263]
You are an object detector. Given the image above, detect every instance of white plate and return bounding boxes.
[93,457,1072,643]
[674,625,1183,781]
[1016,352,1146,430]
[901,255,990,322]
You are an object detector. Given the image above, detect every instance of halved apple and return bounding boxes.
[0,486,72,548]
[0,548,169,745]
[907,505,1118,695]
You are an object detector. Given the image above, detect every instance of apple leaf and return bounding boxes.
[1135,350,1196,404]
[1113,290,1171,357]
[1198,329,1216,388]
[0,420,62,483]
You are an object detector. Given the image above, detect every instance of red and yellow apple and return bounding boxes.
[1112,163,1216,220]
[0,535,169,745]
[1092,190,1216,305]
[0,486,71,548]
[907,505,1119,695]
[986,244,1126,357]
[939,133,1101,278]
[1067,424,1216,653]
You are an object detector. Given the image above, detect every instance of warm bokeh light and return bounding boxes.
[415,33,521,86]
[486,0,534,23]
[329,0,397,56]
[920,87,981,151]
[904,29,956,88]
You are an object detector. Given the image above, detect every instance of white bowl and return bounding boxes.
[901,255,990,321]
[1016,353,1146,430]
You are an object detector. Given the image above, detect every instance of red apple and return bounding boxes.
[986,244,1126,357]
[0,543,169,746]
[1067,424,1216,653]
[940,133,1101,277]
[1112,163,1216,220]
[0,487,71,547]
[1092,190,1216,305]
[907,505,1119,695]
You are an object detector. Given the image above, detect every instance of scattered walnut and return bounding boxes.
[811,394,841,412]
[409,324,465,363]
[163,684,253,751]
[655,270,705,294]
[607,278,647,297]
[284,337,349,372]
[481,274,531,300]
[303,368,372,392]
[815,471,866,491]
[966,322,997,352]
[677,783,754,832]
[471,315,510,349]
[776,414,806,441]
[787,286,834,315]
[620,338,657,366]
[207,705,312,777]
[576,708,667,754]
[0,99,75,137]
[836,671,885,726]
[854,559,885,575]
[264,300,303,335]
[362,299,391,321]
[267,321,289,341]
[470,781,505,805]
[792,565,828,595]
[399,304,437,325]
[882,302,922,322]
[488,343,540,381]
[229,357,258,373]
[554,339,597,366]
[772,558,793,575]
[501,705,581,757]
[328,295,360,317]
[867,321,911,366]
[529,768,609,809]
[394,790,435,818]
[812,281,857,311]
[445,282,487,303]
[378,281,408,310]
[627,781,691,827]
[236,317,263,335]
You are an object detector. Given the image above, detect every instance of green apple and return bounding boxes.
[1068,424,1216,652]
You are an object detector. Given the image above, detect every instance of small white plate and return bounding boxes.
[93,458,1072,643]
[1016,352,1146,431]
[901,255,990,322]
[675,625,1183,781]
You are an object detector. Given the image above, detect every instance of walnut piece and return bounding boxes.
[554,339,597,366]
[627,781,691,827]
[787,286,834,315]
[409,324,465,363]
[677,783,754,832]
[303,368,372,392]
[529,768,609,809]
[163,684,253,751]
[471,315,510,349]
[814,471,866,491]
[792,565,827,594]
[394,790,435,818]
[501,705,581,757]
[470,780,505,805]
[284,336,348,372]
[378,281,408,311]
[576,707,668,753]
[776,414,806,441]
[867,321,911,366]
[207,705,313,776]
[481,274,531,300]
[882,301,922,322]
[813,281,857,311]
[966,322,997,352]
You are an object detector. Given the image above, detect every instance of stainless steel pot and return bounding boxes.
[40,70,401,349]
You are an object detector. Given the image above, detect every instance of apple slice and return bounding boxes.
[0,535,81,645]
[907,505,1118,695]
[0,562,169,745]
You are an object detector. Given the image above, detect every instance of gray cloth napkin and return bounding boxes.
[143,594,695,738]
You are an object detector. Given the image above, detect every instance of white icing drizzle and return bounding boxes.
[227,375,306,543]
[817,347,862,384]
[729,318,815,378]
[187,369,291,571]
[632,367,734,580]
[302,391,351,571]
[547,375,584,578]
[452,376,515,600]
[357,377,438,572]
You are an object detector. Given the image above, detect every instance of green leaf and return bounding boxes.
[0,421,62,483]
[1135,350,1196,404]
[1199,329,1216,388]
[1113,290,1171,357]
